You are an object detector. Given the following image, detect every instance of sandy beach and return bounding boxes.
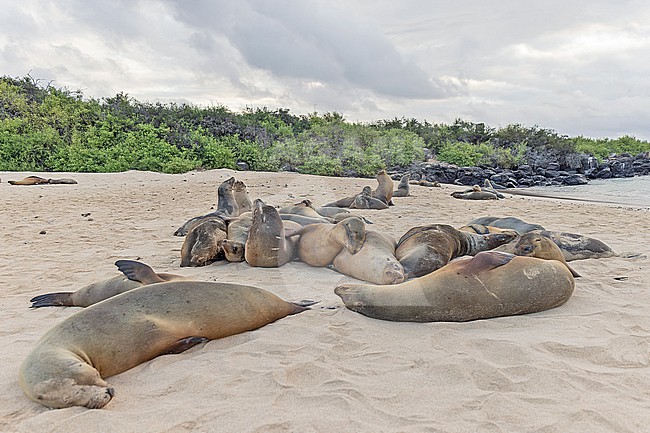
[1,169,649,433]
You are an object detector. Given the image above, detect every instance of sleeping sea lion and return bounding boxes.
[20,260,314,409]
[29,262,186,308]
[245,199,296,267]
[180,216,227,267]
[392,174,410,197]
[526,230,617,261]
[331,230,404,285]
[395,224,518,278]
[335,251,575,322]
[279,200,327,219]
[8,176,78,185]
[451,185,499,200]
[288,216,366,267]
[468,216,545,234]
[513,232,581,277]
[314,206,350,218]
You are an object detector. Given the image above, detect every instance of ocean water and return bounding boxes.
[525,176,650,208]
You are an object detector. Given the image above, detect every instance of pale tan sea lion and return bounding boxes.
[222,216,300,262]
[29,262,185,308]
[332,230,404,285]
[323,195,357,208]
[279,213,332,225]
[8,176,77,185]
[20,260,314,409]
[180,217,227,267]
[314,206,350,218]
[371,170,394,205]
[288,216,366,267]
[335,251,575,322]
[174,177,238,236]
[527,230,618,262]
[458,224,519,236]
[392,174,410,197]
[233,180,252,213]
[513,232,581,277]
[468,216,545,234]
[245,199,296,267]
[350,186,389,210]
[395,224,518,278]
[451,185,499,200]
[409,180,440,187]
[279,200,327,219]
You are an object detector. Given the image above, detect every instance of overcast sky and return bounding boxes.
[2,0,650,139]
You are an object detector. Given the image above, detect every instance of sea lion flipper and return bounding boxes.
[115,260,165,284]
[289,299,319,314]
[165,337,209,354]
[566,264,582,278]
[29,292,74,308]
[460,251,514,275]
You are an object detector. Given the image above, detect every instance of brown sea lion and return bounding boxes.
[29,262,186,308]
[392,174,410,197]
[395,224,518,278]
[513,232,581,277]
[245,199,296,267]
[174,177,238,236]
[527,230,617,261]
[279,200,327,219]
[371,170,394,205]
[408,179,440,187]
[8,176,78,185]
[288,216,366,267]
[323,195,357,208]
[335,251,575,322]
[314,206,350,218]
[451,185,500,200]
[350,186,389,210]
[332,230,404,285]
[20,260,314,409]
[222,215,300,263]
[180,217,227,267]
[458,224,519,236]
[233,180,252,213]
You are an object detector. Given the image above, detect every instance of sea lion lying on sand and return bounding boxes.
[9,176,77,185]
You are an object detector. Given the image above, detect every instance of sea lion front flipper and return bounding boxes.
[115,260,165,284]
[29,292,74,308]
[165,337,209,354]
[459,251,514,276]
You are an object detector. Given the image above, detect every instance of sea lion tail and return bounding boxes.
[29,292,74,308]
[289,299,319,314]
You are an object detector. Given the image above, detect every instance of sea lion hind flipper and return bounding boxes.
[566,264,582,278]
[29,292,74,308]
[289,299,319,314]
[165,337,209,354]
[115,260,165,284]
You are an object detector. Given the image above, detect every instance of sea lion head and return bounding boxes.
[222,239,245,262]
[341,217,366,254]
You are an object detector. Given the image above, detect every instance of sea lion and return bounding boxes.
[8,176,78,185]
[288,216,366,267]
[323,195,357,208]
[245,199,296,267]
[451,185,500,200]
[180,217,227,267]
[392,174,410,197]
[223,214,300,263]
[174,177,239,236]
[279,213,332,226]
[527,230,617,261]
[233,180,252,213]
[335,251,575,322]
[371,170,394,205]
[350,186,389,210]
[409,180,441,187]
[332,230,404,285]
[395,224,518,278]
[20,260,314,409]
[221,239,246,262]
[458,224,519,236]
[314,206,350,218]
[29,262,186,308]
[279,200,327,219]
[469,216,546,234]
[513,232,581,277]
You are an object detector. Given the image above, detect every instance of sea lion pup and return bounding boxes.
[245,199,296,267]
[513,232,581,277]
[349,186,389,210]
[469,216,545,234]
[451,185,500,200]
[29,262,186,308]
[395,224,517,279]
[174,177,239,236]
[335,251,575,322]
[180,217,228,267]
[20,260,315,409]
[8,175,78,185]
[371,170,394,205]
[233,180,252,213]
[331,230,404,285]
[392,174,411,197]
[287,216,367,267]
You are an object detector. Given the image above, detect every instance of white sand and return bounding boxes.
[1,169,649,433]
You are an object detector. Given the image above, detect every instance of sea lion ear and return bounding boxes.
[115,260,164,284]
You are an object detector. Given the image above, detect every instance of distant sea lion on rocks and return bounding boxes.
[469,216,546,234]
[288,216,366,267]
[233,180,252,213]
[451,185,500,200]
[332,230,404,285]
[174,177,239,236]
[20,260,314,409]
[9,176,78,185]
[180,217,227,267]
[371,170,394,205]
[29,261,186,308]
[350,186,389,210]
[392,174,410,197]
[513,232,582,277]
[335,251,575,322]
[395,223,518,278]
[245,199,296,267]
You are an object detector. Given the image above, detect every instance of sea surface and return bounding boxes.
[525,175,650,208]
